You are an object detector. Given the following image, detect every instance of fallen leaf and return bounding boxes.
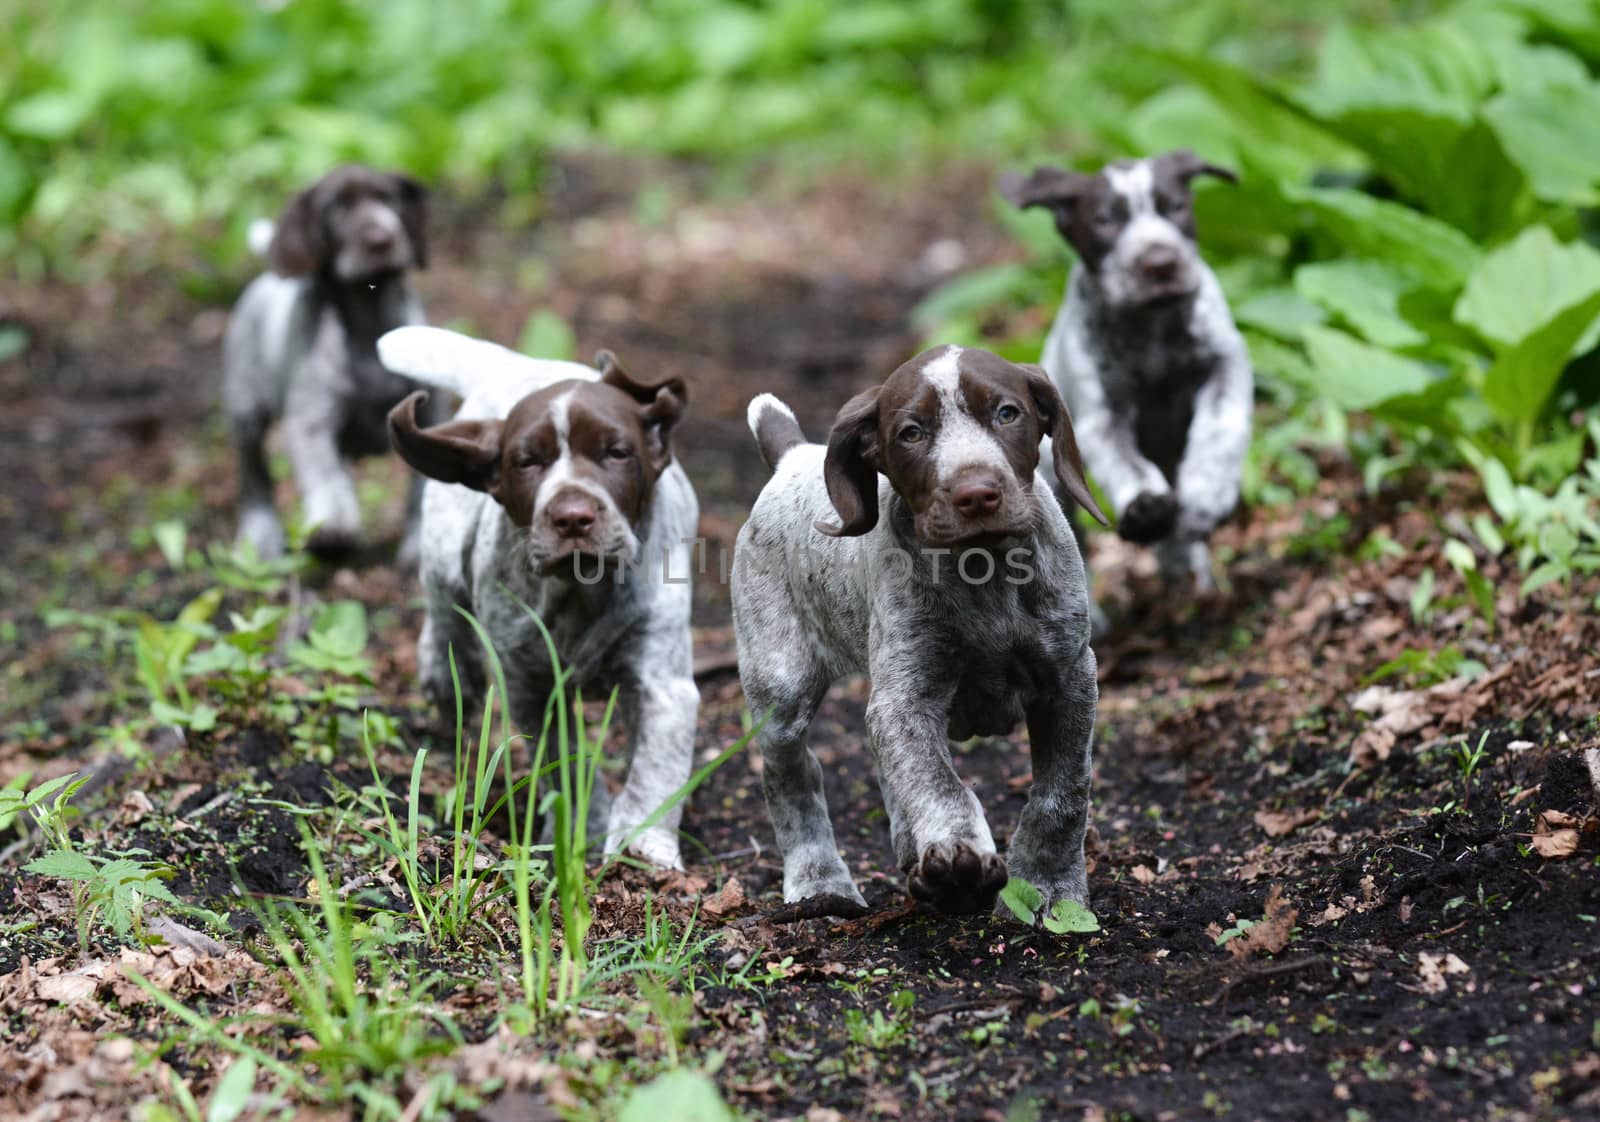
[702,877,747,918]
[1130,864,1156,885]
[1254,807,1321,838]
[35,974,98,1004]
[1226,884,1298,961]
[1530,829,1580,859]
[1417,952,1469,995]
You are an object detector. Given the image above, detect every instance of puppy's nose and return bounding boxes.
[1137,245,1180,279]
[362,226,397,251]
[548,494,598,539]
[952,479,1003,519]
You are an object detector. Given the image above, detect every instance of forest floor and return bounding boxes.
[2,154,1598,1122]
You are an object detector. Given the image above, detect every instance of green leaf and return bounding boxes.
[152,520,187,570]
[1482,288,1600,423]
[1294,260,1426,349]
[1287,186,1480,290]
[1483,82,1600,206]
[998,877,1043,925]
[617,1070,735,1122]
[309,601,368,658]
[1042,898,1100,935]
[516,308,576,362]
[25,850,98,881]
[1455,226,1600,351]
[206,1058,257,1122]
[5,91,98,140]
[1301,326,1435,411]
[1234,289,1327,343]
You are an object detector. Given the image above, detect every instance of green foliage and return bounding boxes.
[999,878,1101,934]
[617,1069,736,1122]
[1364,645,1486,689]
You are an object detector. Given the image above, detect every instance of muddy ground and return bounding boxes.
[2,156,1598,1122]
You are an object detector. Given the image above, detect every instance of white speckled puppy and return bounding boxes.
[732,345,1105,916]
[378,325,700,869]
[1001,150,1253,615]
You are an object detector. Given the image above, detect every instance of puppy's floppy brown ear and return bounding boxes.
[388,391,502,493]
[1022,366,1108,526]
[390,172,429,268]
[597,350,688,471]
[1156,148,1238,186]
[268,185,325,277]
[998,165,1093,210]
[816,386,882,538]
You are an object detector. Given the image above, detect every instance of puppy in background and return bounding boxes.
[223,164,435,563]
[379,326,700,870]
[1001,150,1252,626]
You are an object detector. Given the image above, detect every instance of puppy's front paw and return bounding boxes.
[1118,491,1178,544]
[907,840,1008,915]
[306,523,363,559]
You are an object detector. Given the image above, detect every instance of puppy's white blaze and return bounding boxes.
[919,345,1007,480]
[528,390,637,559]
[1104,161,1155,215]
[747,393,795,441]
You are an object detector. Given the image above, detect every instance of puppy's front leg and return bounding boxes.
[284,368,362,553]
[1009,644,1097,912]
[607,673,698,871]
[866,671,1006,914]
[231,410,285,559]
[1173,353,1251,547]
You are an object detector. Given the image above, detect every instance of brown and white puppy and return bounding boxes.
[732,344,1105,916]
[379,325,701,870]
[1001,151,1253,620]
[223,164,434,562]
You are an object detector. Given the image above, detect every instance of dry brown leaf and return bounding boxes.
[1253,807,1321,838]
[34,973,99,1005]
[1130,864,1156,885]
[1226,884,1298,961]
[1530,830,1580,859]
[1417,952,1469,995]
[702,876,747,918]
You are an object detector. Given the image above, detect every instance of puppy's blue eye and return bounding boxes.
[899,424,925,445]
[996,404,1022,425]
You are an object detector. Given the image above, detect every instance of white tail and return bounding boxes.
[377,326,598,419]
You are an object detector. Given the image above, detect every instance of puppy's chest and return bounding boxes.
[1106,336,1217,478]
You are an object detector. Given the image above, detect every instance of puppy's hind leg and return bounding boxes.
[232,410,285,559]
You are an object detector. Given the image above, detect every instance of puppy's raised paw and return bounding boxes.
[908,840,1008,915]
[1118,491,1178,544]
[306,524,364,559]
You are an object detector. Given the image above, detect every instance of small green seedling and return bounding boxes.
[999,878,1100,934]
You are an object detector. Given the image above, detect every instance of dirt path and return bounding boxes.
[2,158,1598,1121]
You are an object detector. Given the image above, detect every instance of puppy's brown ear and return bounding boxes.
[268,185,325,277]
[816,386,882,538]
[388,391,502,492]
[1023,366,1108,526]
[391,172,430,268]
[1156,149,1238,186]
[597,350,687,471]
[998,165,1093,211]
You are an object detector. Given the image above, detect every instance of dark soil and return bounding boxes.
[2,154,1598,1122]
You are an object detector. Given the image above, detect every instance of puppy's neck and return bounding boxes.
[1072,268,1197,335]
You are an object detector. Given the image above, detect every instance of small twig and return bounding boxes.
[182,789,236,821]
[1194,1025,1252,1061]
[1207,955,1328,1007]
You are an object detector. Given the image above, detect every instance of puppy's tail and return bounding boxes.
[748,394,805,470]
[247,218,276,259]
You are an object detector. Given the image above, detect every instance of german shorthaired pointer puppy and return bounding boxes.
[223,165,435,562]
[732,345,1105,915]
[379,326,700,869]
[1001,150,1253,616]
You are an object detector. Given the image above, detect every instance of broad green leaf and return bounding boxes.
[1483,83,1600,207]
[1042,898,1100,934]
[914,264,1038,331]
[998,877,1044,925]
[617,1070,735,1122]
[25,850,98,881]
[1294,260,1425,349]
[516,308,576,362]
[5,92,98,140]
[1234,289,1326,342]
[309,601,368,658]
[1301,326,1434,410]
[206,1057,257,1122]
[1483,288,1600,422]
[1287,186,1480,290]
[1455,226,1600,351]
[152,520,186,570]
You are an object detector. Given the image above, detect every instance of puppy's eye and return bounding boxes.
[899,424,925,445]
[605,446,633,462]
[995,404,1022,425]
[518,452,546,469]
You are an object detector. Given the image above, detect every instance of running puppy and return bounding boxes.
[379,326,700,869]
[732,345,1104,916]
[223,164,434,562]
[1001,150,1252,612]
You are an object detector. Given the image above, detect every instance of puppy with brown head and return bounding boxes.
[380,326,701,871]
[999,150,1254,626]
[733,345,1103,918]
[223,164,434,563]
